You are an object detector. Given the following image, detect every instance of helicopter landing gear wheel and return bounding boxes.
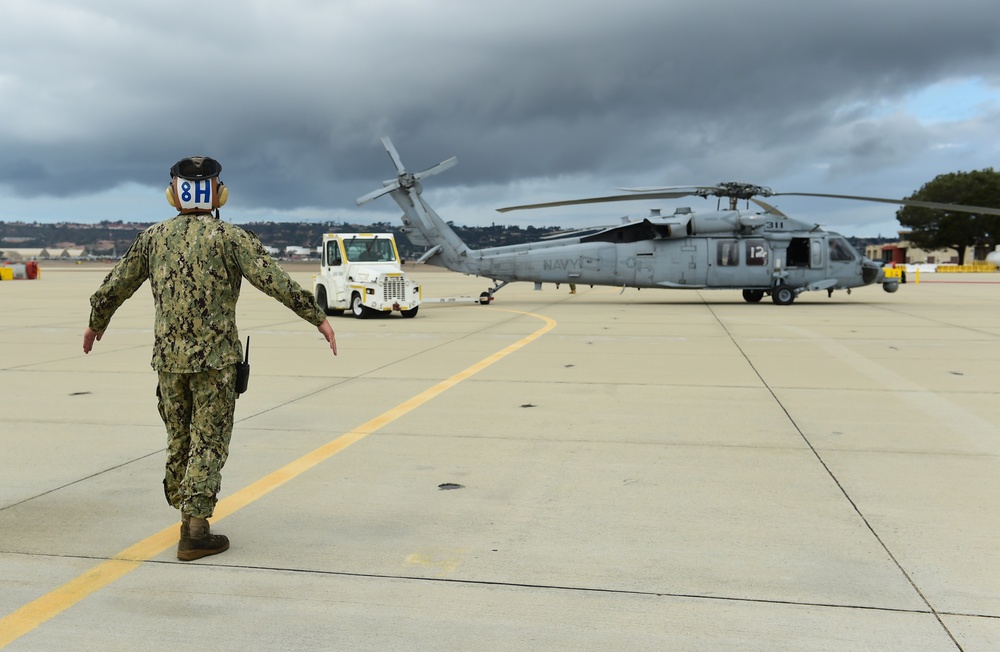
[479,280,508,305]
[771,284,795,305]
[742,289,765,303]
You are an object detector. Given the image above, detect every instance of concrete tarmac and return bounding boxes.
[1,263,999,651]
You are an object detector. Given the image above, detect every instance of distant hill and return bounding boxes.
[0,219,568,260]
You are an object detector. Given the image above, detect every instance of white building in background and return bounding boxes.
[54,248,87,259]
[283,246,312,258]
[0,248,47,261]
[1,247,91,261]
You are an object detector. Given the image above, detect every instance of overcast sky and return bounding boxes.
[2,0,999,237]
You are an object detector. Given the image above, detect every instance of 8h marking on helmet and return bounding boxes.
[166,156,228,213]
[180,179,212,204]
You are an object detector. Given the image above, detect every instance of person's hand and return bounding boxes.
[318,320,337,356]
[83,327,103,354]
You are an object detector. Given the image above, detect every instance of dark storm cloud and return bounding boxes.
[1,0,999,233]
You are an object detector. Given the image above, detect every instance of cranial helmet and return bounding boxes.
[165,156,228,213]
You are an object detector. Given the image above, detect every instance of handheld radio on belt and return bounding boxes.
[236,336,250,396]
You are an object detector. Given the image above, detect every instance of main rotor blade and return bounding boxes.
[497,190,696,213]
[750,198,787,217]
[774,192,1000,216]
[381,136,406,174]
[619,182,774,200]
[616,185,715,193]
[538,225,615,240]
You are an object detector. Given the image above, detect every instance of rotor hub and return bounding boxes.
[698,182,774,201]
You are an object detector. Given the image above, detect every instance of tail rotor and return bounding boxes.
[355,137,457,209]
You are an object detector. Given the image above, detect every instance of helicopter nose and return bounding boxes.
[862,259,882,285]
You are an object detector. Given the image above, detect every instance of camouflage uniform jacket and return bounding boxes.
[89,212,326,372]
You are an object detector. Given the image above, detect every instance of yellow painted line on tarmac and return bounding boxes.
[0,309,556,648]
[404,548,465,576]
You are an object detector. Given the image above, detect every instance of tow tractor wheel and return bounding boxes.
[742,289,765,303]
[315,286,328,313]
[315,286,343,316]
[351,293,370,319]
[401,306,419,318]
[771,284,795,305]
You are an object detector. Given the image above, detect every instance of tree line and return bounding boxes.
[0,220,566,260]
[896,168,1000,265]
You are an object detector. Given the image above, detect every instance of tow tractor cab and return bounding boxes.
[312,233,421,318]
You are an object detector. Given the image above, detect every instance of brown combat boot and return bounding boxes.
[177,514,230,561]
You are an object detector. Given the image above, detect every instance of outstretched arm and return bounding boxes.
[318,319,337,356]
[87,231,150,340]
[231,228,328,327]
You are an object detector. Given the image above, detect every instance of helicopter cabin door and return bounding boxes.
[707,238,771,289]
[783,237,827,286]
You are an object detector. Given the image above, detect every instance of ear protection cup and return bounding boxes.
[166,184,178,208]
[217,182,228,208]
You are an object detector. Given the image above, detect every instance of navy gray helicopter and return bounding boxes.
[356,138,1000,306]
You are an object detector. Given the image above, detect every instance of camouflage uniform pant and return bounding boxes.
[156,365,237,519]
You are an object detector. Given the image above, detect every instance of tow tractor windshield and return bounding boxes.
[344,237,396,263]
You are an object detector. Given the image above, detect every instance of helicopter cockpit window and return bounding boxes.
[717,240,739,266]
[344,238,396,263]
[745,239,768,266]
[829,237,857,262]
[325,241,342,267]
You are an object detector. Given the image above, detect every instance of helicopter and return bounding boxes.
[356,137,1000,306]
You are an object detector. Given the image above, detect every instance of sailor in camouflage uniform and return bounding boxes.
[83,156,338,561]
